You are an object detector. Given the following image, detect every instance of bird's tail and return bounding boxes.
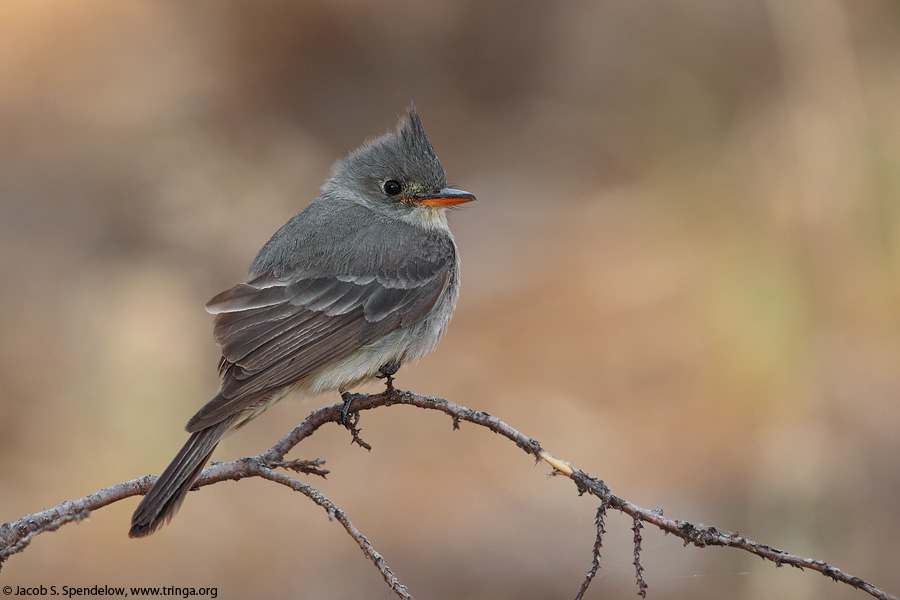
[129,417,234,538]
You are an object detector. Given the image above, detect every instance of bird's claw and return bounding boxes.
[375,362,400,393]
[340,392,360,428]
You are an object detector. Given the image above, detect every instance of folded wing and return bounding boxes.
[186,237,455,432]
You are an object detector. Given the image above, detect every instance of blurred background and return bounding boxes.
[1,1,898,598]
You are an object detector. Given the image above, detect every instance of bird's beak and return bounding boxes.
[411,187,476,207]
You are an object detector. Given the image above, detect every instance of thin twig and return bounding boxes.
[632,516,647,598]
[252,464,411,600]
[574,501,607,600]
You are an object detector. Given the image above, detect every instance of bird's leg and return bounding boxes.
[340,391,360,428]
[338,361,399,431]
[375,361,401,393]
[339,391,372,450]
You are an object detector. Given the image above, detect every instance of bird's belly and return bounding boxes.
[301,306,452,394]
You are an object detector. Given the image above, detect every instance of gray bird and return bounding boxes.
[129,105,474,538]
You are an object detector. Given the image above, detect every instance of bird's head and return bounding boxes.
[325,104,475,224]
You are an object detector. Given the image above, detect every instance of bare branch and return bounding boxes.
[563,469,898,600]
[0,477,149,561]
[1,389,896,600]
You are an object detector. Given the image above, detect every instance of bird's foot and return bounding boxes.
[339,391,372,451]
[375,361,400,394]
[340,391,360,428]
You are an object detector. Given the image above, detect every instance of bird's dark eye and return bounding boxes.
[383,180,402,196]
